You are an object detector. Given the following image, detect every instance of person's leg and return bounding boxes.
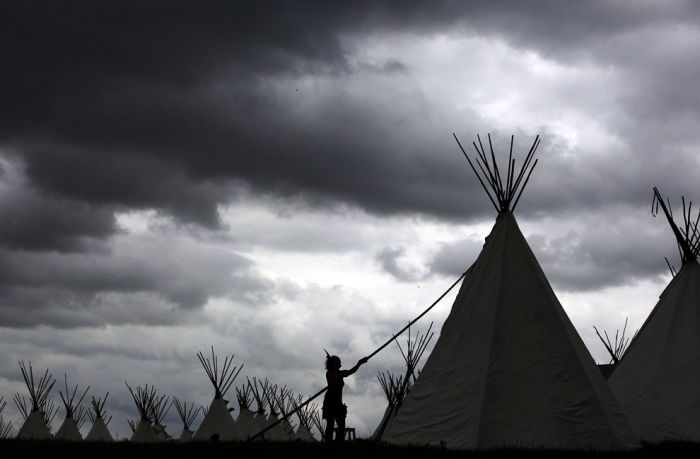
[324,417,335,443]
[336,415,346,442]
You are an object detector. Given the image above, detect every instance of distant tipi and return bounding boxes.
[173,397,201,441]
[85,394,113,442]
[14,361,56,440]
[193,347,242,441]
[55,374,89,441]
[234,383,261,440]
[126,383,158,443]
[372,323,433,441]
[609,188,700,441]
[0,396,13,439]
[382,134,639,449]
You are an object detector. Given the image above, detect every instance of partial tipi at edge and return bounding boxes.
[609,188,700,442]
[382,134,638,450]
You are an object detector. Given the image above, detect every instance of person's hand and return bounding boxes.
[358,356,369,365]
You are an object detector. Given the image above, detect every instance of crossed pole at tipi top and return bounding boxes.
[247,269,469,441]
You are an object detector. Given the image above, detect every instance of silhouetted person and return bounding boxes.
[323,354,368,442]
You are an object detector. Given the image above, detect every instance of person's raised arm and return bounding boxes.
[339,356,369,377]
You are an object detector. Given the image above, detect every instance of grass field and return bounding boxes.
[1,439,699,459]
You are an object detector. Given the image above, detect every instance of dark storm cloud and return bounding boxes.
[0,239,273,328]
[2,0,698,242]
[0,183,115,252]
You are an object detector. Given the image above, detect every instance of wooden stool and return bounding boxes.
[334,427,356,440]
[344,428,356,440]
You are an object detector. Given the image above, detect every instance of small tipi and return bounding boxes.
[593,319,634,380]
[372,323,433,441]
[149,393,172,441]
[382,134,638,450]
[609,188,700,442]
[126,383,158,443]
[173,398,200,441]
[235,384,261,440]
[272,386,297,440]
[291,395,317,442]
[310,409,324,442]
[193,347,242,441]
[249,378,268,430]
[14,361,56,440]
[262,383,288,441]
[85,394,113,442]
[0,396,13,439]
[55,374,89,441]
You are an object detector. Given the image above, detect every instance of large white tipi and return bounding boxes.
[55,374,89,441]
[382,134,639,450]
[609,188,700,442]
[14,361,56,440]
[85,394,113,442]
[193,347,242,441]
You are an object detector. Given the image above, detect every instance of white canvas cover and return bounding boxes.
[235,407,260,440]
[55,417,82,441]
[179,428,194,441]
[152,422,170,441]
[85,416,113,442]
[264,413,288,441]
[382,213,639,450]
[131,419,157,442]
[194,398,240,441]
[609,262,700,442]
[254,412,267,430]
[295,423,316,441]
[371,403,396,440]
[16,410,52,440]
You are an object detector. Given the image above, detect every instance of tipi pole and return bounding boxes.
[247,269,469,442]
[366,269,468,360]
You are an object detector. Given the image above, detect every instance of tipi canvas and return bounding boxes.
[55,374,89,441]
[14,362,55,440]
[193,347,242,441]
[85,395,113,442]
[382,134,638,450]
[609,188,700,442]
[235,384,261,440]
[126,383,158,443]
[173,397,201,441]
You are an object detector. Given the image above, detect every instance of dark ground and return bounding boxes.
[1,439,698,458]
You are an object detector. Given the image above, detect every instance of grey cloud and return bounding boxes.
[0,237,273,328]
[429,237,485,278]
[428,208,678,292]
[0,168,116,253]
[375,246,425,282]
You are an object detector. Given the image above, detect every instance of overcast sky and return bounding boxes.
[1,0,699,438]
